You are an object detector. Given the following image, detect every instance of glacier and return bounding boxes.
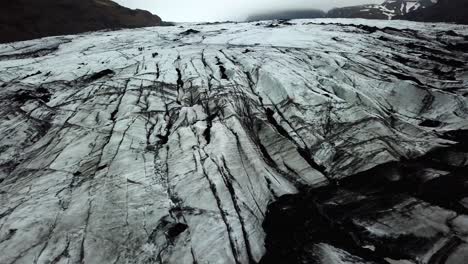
[0,19,467,264]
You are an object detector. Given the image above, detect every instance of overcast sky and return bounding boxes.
[114,0,383,22]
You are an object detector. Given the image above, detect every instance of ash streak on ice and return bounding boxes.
[0,18,467,264]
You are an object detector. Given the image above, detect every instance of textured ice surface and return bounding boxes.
[0,19,467,264]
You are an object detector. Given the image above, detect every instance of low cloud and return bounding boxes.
[114,0,383,22]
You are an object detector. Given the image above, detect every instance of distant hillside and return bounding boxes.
[245,1,463,24]
[0,0,162,43]
[327,0,467,24]
[328,0,436,20]
[247,9,326,22]
[403,0,468,24]
[327,4,390,20]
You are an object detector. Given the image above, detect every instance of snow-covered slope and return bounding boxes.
[403,0,468,24]
[0,19,467,264]
[328,0,437,20]
[383,0,437,15]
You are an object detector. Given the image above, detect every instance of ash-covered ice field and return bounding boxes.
[0,18,468,264]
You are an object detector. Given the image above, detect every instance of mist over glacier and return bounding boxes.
[114,0,383,21]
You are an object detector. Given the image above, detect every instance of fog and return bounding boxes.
[114,0,383,22]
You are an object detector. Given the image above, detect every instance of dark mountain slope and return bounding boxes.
[327,4,390,20]
[327,0,436,20]
[403,0,468,24]
[0,0,162,43]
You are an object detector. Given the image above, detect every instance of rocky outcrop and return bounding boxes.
[0,0,162,44]
[0,19,467,263]
[261,130,468,263]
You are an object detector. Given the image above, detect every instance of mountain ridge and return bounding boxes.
[246,0,467,24]
[403,0,468,24]
[328,0,437,20]
[0,0,162,44]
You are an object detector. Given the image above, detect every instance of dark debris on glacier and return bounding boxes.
[0,18,467,264]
